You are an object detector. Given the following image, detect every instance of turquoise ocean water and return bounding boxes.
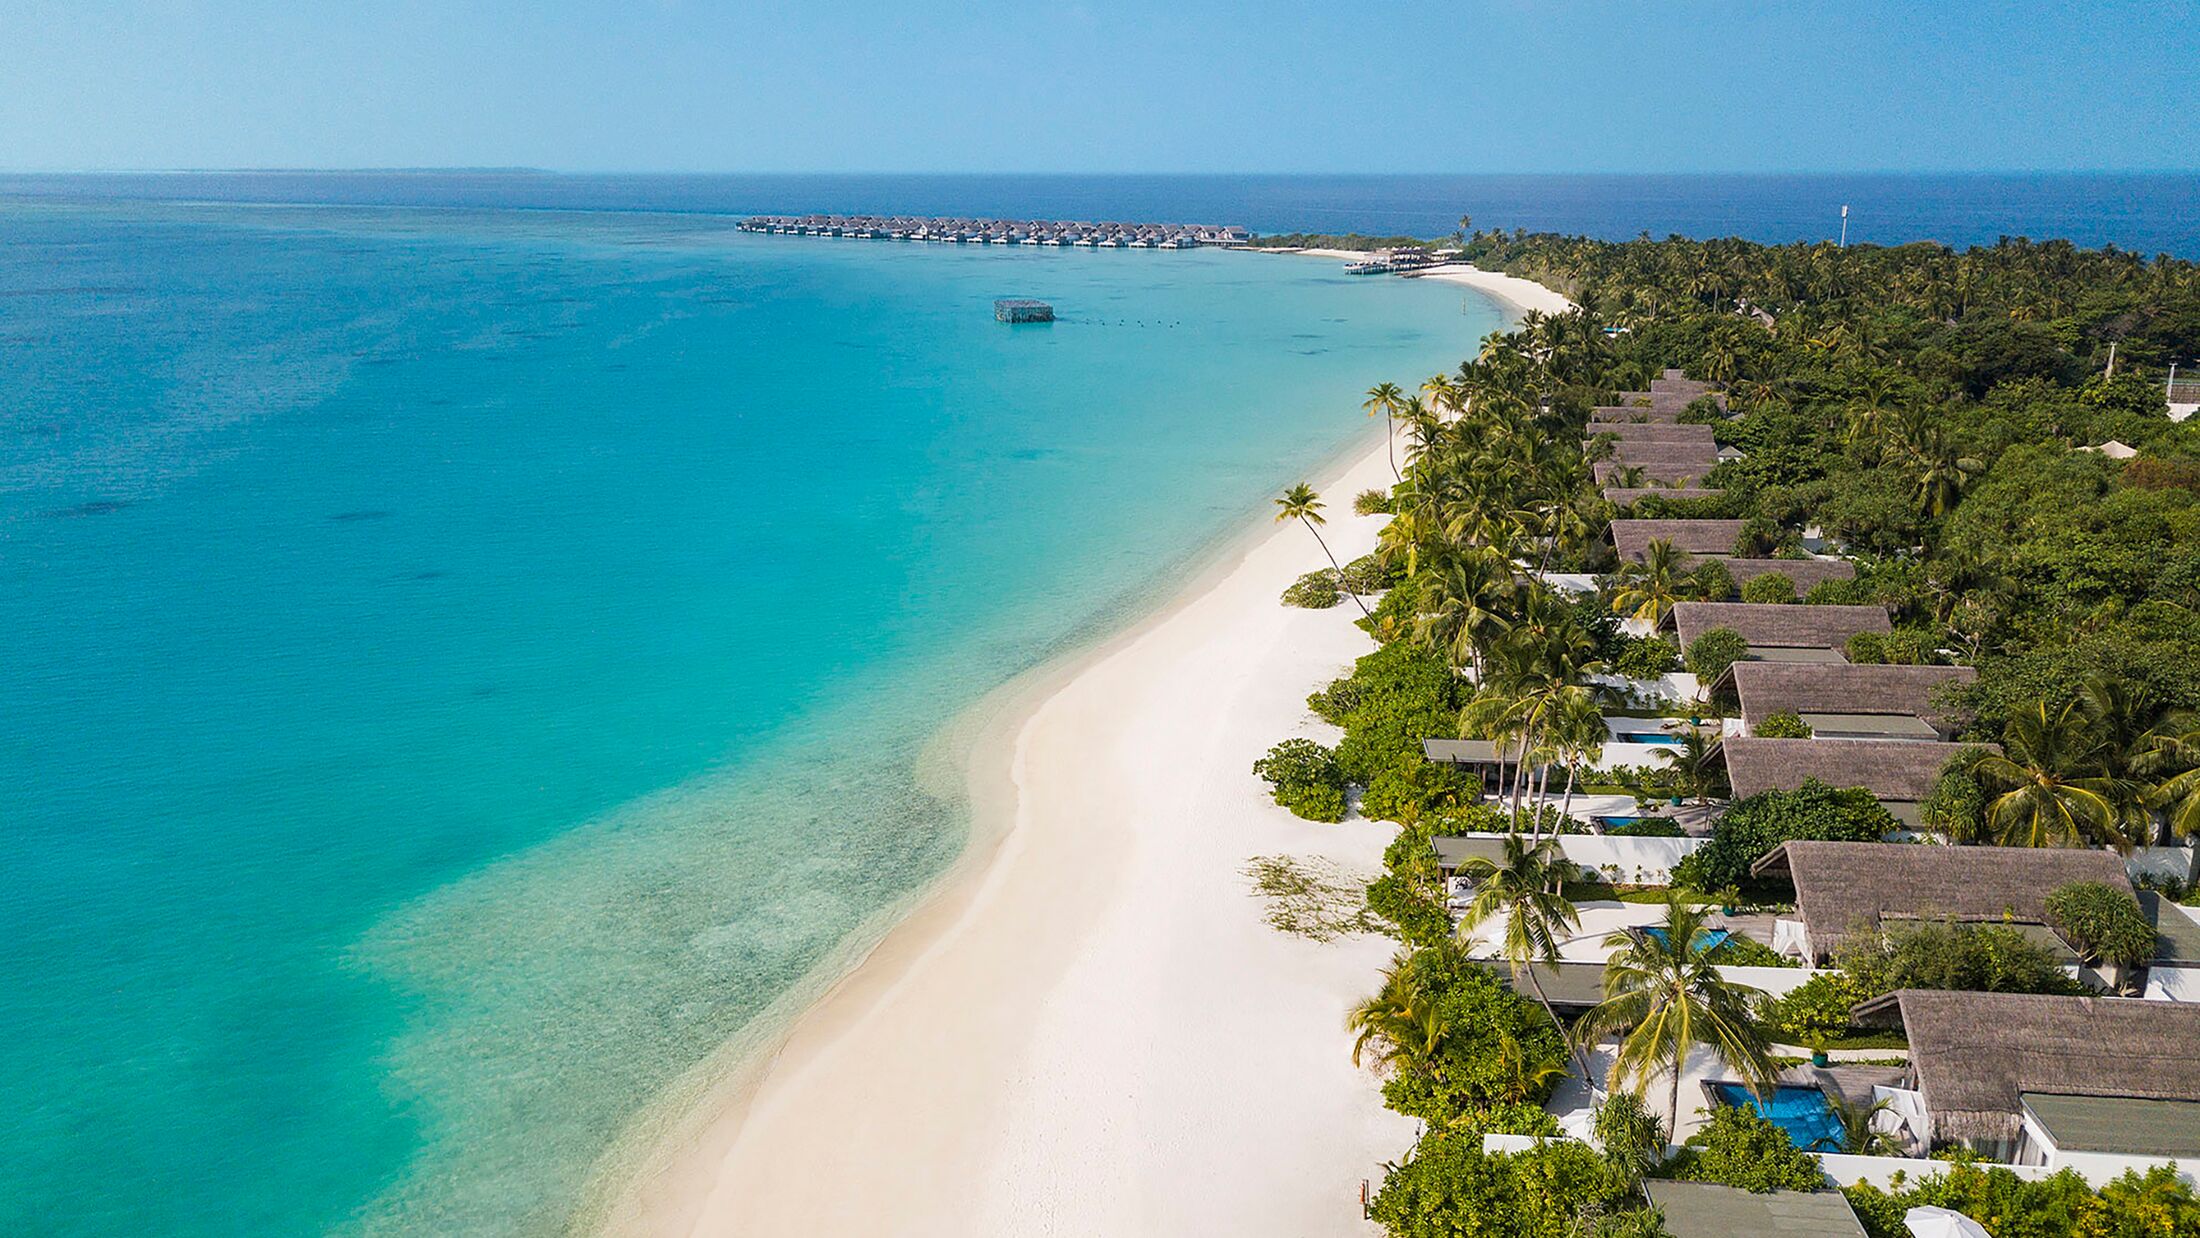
[0,201,1494,1234]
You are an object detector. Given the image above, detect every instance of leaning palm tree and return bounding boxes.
[1273,483,1370,619]
[1455,834,1597,1087]
[1347,954,1443,1071]
[1974,699,2134,850]
[1611,538,1689,626]
[1363,381,1406,480]
[1575,898,1779,1130]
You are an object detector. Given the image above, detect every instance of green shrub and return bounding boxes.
[1739,572,1799,604]
[1691,558,1735,600]
[1706,933,1793,967]
[1754,710,1813,738]
[1251,738,1348,823]
[1612,634,1682,680]
[1593,1092,1668,1183]
[1846,630,1888,664]
[1365,872,1452,947]
[1370,1128,1643,1238]
[1919,747,1988,838]
[1673,779,1893,892]
[1805,578,1869,605]
[1327,645,1470,786]
[1835,920,2083,998]
[1282,570,1342,609]
[1374,946,1571,1123]
[1341,553,1400,593]
[1354,487,1395,516]
[1843,1163,2200,1238]
[1361,751,1477,824]
[1671,1105,1825,1192]
[1762,971,1874,1043]
[1684,627,1750,681]
[1605,816,1685,838]
[2043,880,2157,968]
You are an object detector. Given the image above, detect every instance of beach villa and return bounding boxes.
[1749,840,2135,970]
[1716,737,1987,827]
[1726,661,1975,740]
[1852,990,2200,1177]
[1664,601,1890,669]
[1606,520,1859,591]
[1602,485,1721,506]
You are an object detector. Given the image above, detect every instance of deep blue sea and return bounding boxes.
[0,195,1491,1235]
[6,170,2198,254]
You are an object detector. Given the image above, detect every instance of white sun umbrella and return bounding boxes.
[1904,1206,1992,1238]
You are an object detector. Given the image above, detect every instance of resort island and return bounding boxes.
[606,231,2200,1238]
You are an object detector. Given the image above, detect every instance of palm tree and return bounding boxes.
[1455,834,1597,1086]
[1347,955,1444,1071]
[1414,548,1515,678]
[1826,1093,1906,1157]
[1611,538,1689,626]
[1575,898,1778,1130]
[1363,381,1406,481]
[2142,720,2200,840]
[1273,483,1370,619]
[1974,700,2134,850]
[1549,691,1610,825]
[1654,725,1723,804]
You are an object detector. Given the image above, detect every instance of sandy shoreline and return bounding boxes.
[601,272,1555,1238]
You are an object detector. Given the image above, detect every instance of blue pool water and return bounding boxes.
[1707,1082,1847,1152]
[1617,730,1682,745]
[0,200,1490,1234]
[1644,928,1734,952]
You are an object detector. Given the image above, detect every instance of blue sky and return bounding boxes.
[3,0,2195,172]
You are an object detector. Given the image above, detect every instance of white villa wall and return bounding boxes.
[1813,1154,2060,1189]
[1715,964,1826,998]
[1557,834,1705,885]
[2128,844,2197,884]
[2049,1149,2199,1187]
[2145,966,2200,1002]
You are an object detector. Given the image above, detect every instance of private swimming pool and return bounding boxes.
[1644,927,1732,952]
[1705,1081,1846,1152]
[1616,731,1682,745]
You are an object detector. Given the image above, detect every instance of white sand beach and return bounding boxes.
[1416,264,1576,318]
[605,277,1561,1238]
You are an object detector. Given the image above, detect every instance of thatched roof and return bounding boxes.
[1752,841,2125,963]
[1862,991,2200,1146]
[1583,422,1717,445]
[1731,662,1974,733]
[1603,486,1722,506]
[1720,738,1988,802]
[1591,405,1685,424]
[1595,459,1715,485]
[1720,558,1858,589]
[1668,602,1890,649]
[1611,519,1745,561]
[1602,442,1720,468]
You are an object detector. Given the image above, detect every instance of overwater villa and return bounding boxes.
[1750,840,2133,969]
[1717,737,1990,827]
[1852,990,2200,1174]
[1726,661,1975,740]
